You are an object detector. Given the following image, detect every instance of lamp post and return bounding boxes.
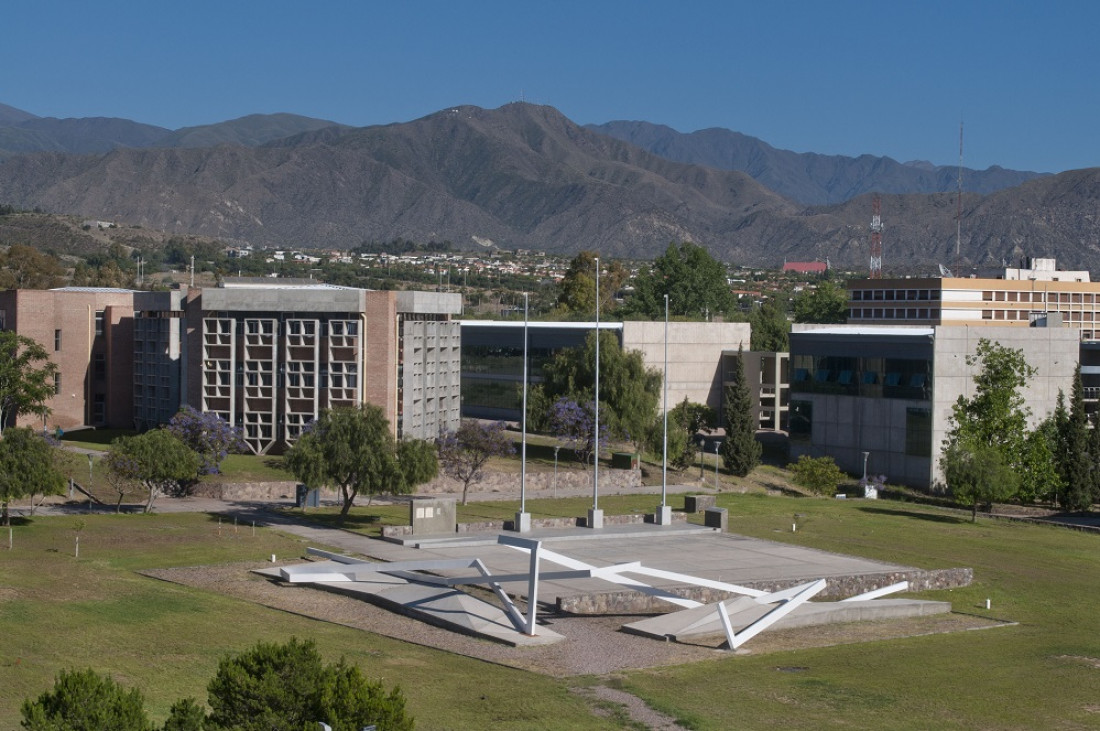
[862,451,870,482]
[714,441,721,491]
[553,445,560,500]
[516,292,531,532]
[657,293,672,525]
[699,437,706,478]
[87,453,94,485]
[589,257,603,529]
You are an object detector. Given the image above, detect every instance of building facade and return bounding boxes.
[787,324,1078,488]
[184,283,462,453]
[0,287,138,432]
[459,320,750,422]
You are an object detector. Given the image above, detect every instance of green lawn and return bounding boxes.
[4,493,1100,729]
[621,493,1100,729]
[0,513,615,730]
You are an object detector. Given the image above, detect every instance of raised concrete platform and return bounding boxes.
[623,596,951,642]
[254,561,562,647]
[392,520,717,549]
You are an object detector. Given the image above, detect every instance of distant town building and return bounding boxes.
[782,261,828,274]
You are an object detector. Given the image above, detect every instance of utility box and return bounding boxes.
[295,485,320,508]
[410,497,457,535]
[611,452,638,470]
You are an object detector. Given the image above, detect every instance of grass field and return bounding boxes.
[3,491,1100,729]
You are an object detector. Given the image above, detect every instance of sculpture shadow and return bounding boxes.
[856,505,965,524]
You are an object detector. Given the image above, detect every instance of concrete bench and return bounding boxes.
[685,494,716,513]
[704,507,728,532]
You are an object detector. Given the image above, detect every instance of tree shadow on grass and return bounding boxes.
[856,506,966,524]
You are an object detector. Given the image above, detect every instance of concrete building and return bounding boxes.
[787,324,1078,488]
[847,259,1100,338]
[460,320,750,422]
[184,282,462,453]
[721,350,789,431]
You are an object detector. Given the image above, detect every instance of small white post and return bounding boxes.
[270,554,276,563]
[75,535,80,559]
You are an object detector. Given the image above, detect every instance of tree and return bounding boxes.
[623,242,734,320]
[161,698,206,731]
[166,405,245,475]
[941,441,1020,521]
[0,330,58,436]
[20,667,153,731]
[285,405,429,518]
[396,437,439,490]
[551,251,628,319]
[436,420,515,505]
[792,280,849,324]
[0,427,65,525]
[748,298,790,352]
[1058,366,1093,511]
[721,349,761,477]
[0,244,66,290]
[941,338,1035,507]
[205,638,412,731]
[548,398,608,468]
[655,398,715,470]
[788,454,845,495]
[104,430,200,513]
[540,330,660,448]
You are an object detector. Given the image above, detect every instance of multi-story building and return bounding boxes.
[0,287,139,432]
[787,323,1078,488]
[847,258,1100,337]
[459,320,750,422]
[184,281,462,453]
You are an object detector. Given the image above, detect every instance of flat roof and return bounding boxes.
[461,320,623,330]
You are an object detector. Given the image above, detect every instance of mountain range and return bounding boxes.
[0,101,1096,273]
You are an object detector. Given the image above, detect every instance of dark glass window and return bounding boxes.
[906,408,932,456]
[789,400,813,441]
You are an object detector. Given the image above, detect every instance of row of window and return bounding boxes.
[849,308,938,320]
[789,400,932,457]
[851,289,941,302]
[790,355,932,400]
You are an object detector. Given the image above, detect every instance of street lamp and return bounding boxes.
[699,437,706,478]
[590,257,603,529]
[87,453,94,485]
[714,441,721,490]
[657,293,671,525]
[553,445,560,499]
[516,292,531,532]
[862,451,870,483]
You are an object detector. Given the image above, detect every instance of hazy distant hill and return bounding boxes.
[0,102,1097,272]
[0,103,346,156]
[150,113,348,148]
[587,120,1047,205]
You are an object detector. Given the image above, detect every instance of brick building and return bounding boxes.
[0,287,138,432]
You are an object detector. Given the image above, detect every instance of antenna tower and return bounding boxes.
[954,122,963,276]
[869,194,883,278]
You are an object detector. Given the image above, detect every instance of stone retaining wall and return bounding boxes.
[419,468,640,497]
[557,567,973,615]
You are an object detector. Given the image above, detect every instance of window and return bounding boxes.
[54,329,62,351]
[94,310,105,336]
[94,353,106,380]
[789,400,813,441]
[906,408,932,456]
[54,373,61,395]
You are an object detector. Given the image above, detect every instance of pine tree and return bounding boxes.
[720,348,761,477]
[1059,366,1093,512]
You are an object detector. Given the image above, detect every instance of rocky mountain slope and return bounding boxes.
[587,120,1047,206]
[0,102,1096,273]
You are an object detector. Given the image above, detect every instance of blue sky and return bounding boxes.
[4,1,1097,173]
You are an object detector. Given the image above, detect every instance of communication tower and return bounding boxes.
[869,194,883,278]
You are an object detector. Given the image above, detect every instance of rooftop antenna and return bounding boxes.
[954,121,963,277]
